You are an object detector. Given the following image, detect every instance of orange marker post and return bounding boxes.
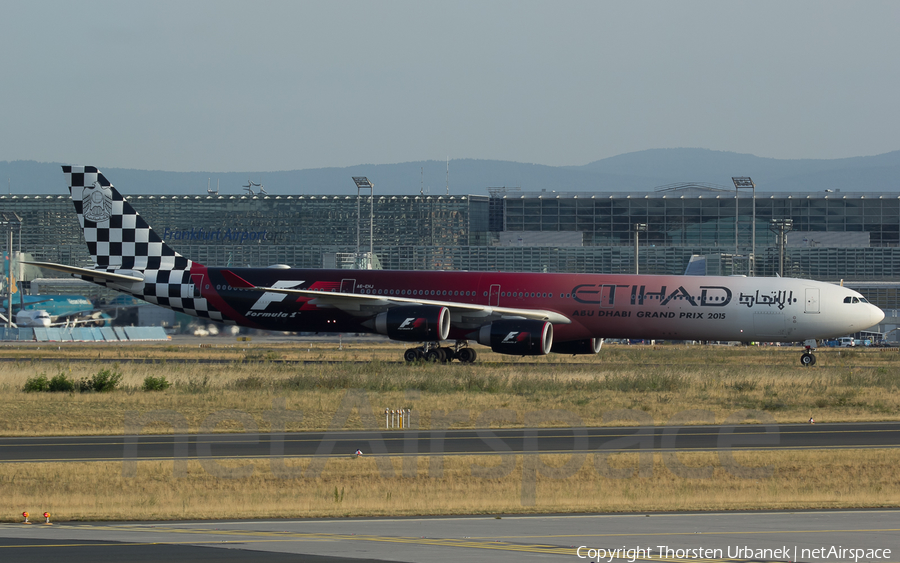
[22,511,31,524]
[43,512,52,525]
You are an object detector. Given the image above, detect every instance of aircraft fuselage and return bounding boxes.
[195,267,879,343]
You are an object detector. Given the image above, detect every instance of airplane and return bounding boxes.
[25,166,884,366]
[14,309,52,328]
[1,295,111,328]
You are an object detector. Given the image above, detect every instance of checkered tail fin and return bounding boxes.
[64,165,190,272]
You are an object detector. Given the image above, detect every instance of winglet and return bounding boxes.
[221,270,256,289]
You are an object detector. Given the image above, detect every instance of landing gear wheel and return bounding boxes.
[456,348,477,363]
[425,348,444,363]
[800,352,816,366]
[441,347,455,362]
[403,348,420,362]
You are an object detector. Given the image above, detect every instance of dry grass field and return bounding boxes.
[4,449,898,521]
[0,341,898,435]
[2,340,898,520]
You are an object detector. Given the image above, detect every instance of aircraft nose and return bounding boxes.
[871,304,885,327]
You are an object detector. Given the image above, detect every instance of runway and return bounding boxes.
[1,422,898,463]
[4,423,897,561]
[0,510,896,562]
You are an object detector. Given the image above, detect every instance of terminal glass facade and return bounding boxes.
[499,189,900,248]
[5,186,900,308]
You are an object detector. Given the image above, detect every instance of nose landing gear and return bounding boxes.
[800,345,817,366]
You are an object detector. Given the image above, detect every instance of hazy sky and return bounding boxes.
[2,0,898,172]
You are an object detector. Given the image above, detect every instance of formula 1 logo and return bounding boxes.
[398,317,426,330]
[250,280,305,310]
[501,331,529,343]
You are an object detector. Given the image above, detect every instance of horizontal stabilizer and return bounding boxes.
[22,261,144,283]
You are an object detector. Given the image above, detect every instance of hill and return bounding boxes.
[2,148,899,196]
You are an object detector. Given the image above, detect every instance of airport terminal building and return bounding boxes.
[6,184,900,314]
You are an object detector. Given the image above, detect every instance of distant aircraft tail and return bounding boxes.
[683,254,707,276]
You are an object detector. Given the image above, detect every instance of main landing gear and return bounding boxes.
[403,341,477,364]
[800,345,817,366]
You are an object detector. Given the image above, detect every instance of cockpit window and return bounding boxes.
[844,296,852,303]
[844,296,868,304]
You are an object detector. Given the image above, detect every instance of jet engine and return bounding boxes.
[373,305,450,342]
[550,337,603,355]
[473,319,553,355]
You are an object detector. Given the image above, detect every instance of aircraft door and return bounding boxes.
[489,284,500,306]
[600,284,616,308]
[753,311,786,337]
[191,274,204,298]
[805,288,820,314]
[340,279,356,293]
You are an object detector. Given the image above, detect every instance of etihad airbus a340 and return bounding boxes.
[26,166,884,366]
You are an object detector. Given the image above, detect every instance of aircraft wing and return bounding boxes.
[47,309,109,327]
[221,270,570,325]
[8,297,54,310]
[22,261,143,284]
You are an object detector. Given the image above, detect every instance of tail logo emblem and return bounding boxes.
[82,182,112,223]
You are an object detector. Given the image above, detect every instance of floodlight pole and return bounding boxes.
[1,213,21,328]
[733,177,756,276]
[633,223,647,274]
[352,177,374,269]
[769,219,793,277]
[6,227,10,328]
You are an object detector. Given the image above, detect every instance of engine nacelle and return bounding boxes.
[475,319,553,356]
[373,305,450,342]
[551,337,603,355]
